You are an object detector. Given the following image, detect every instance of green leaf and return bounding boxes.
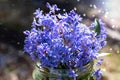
[98,53,112,57]
[94,19,101,36]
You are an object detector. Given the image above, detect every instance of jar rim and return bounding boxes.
[35,60,94,77]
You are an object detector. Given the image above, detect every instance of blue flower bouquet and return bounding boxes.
[24,3,107,80]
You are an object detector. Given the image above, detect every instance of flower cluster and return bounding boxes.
[24,2,106,80]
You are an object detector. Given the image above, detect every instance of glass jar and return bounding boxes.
[32,61,94,80]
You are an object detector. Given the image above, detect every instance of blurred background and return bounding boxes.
[0,0,120,80]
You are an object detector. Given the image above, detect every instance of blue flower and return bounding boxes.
[46,2,60,14]
[24,2,107,79]
[92,69,102,80]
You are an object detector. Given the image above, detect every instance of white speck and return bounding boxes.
[83,13,86,17]
[89,4,92,7]
[117,50,120,54]
[98,9,102,13]
[68,48,71,51]
[111,19,115,22]
[92,14,95,17]
[17,42,20,45]
[102,2,105,5]
[112,25,115,28]
[93,5,97,9]
[63,9,66,12]
[77,0,80,2]
[104,15,108,18]
[102,68,106,72]
[110,48,112,51]
[74,7,77,11]
[105,12,109,15]
[104,12,109,18]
